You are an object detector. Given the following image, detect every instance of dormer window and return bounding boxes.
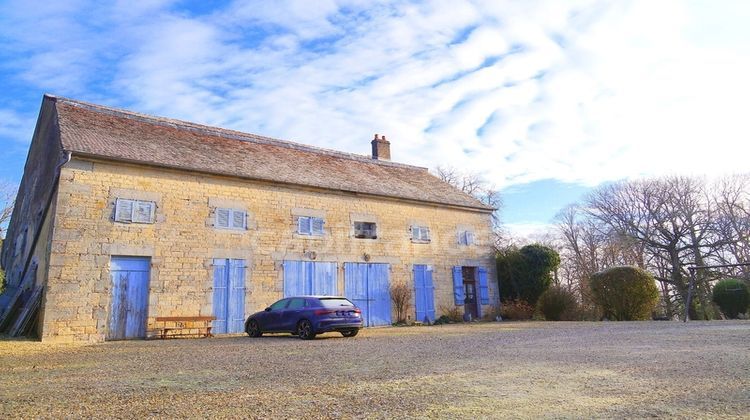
[354,222,377,239]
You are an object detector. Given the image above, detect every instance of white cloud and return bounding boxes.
[1,0,749,191]
[502,222,556,244]
[0,108,35,144]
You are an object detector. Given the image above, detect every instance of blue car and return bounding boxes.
[245,296,363,340]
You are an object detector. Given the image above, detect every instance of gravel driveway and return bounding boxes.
[1,321,748,418]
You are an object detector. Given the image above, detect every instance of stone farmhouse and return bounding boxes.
[0,94,497,342]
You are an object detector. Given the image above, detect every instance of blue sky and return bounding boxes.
[1,0,750,237]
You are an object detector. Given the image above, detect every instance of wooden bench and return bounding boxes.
[152,316,215,339]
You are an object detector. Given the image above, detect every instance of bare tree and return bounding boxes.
[554,204,647,309]
[0,181,17,239]
[434,166,503,238]
[552,175,750,319]
[712,174,750,279]
[389,281,412,324]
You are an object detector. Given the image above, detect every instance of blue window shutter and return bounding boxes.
[478,267,489,305]
[413,265,435,323]
[312,217,324,235]
[115,199,133,222]
[298,217,312,235]
[425,267,435,322]
[452,266,465,305]
[466,231,474,245]
[458,231,465,245]
[413,265,426,323]
[133,201,154,223]
[231,211,246,229]
[217,208,230,228]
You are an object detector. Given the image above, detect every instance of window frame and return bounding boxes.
[215,207,247,230]
[411,225,431,243]
[458,230,475,246]
[297,216,325,236]
[353,221,377,239]
[114,198,156,224]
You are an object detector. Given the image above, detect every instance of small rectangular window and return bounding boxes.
[115,199,155,224]
[354,222,377,239]
[298,216,324,236]
[459,230,475,245]
[216,208,246,230]
[411,226,430,242]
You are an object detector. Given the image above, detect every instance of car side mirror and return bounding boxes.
[265,307,271,312]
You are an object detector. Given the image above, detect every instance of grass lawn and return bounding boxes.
[1,321,748,418]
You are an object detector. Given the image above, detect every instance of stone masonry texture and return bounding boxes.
[41,158,497,342]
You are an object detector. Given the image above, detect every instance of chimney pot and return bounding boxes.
[371,133,391,161]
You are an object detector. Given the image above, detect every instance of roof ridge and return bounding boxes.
[47,93,428,171]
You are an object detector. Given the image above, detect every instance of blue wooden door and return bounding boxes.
[344,263,392,327]
[283,261,337,297]
[413,265,436,323]
[367,263,392,326]
[108,256,150,340]
[213,259,246,334]
[344,263,368,322]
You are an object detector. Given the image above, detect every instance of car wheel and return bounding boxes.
[341,330,358,338]
[297,320,316,340]
[246,319,262,337]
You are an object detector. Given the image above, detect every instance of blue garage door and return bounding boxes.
[283,261,338,297]
[108,256,150,340]
[344,263,391,327]
[213,259,246,334]
[413,265,436,323]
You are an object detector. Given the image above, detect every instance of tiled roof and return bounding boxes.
[51,95,492,211]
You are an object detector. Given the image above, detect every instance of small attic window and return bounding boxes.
[216,208,247,230]
[354,222,377,239]
[458,230,475,246]
[411,226,430,243]
[298,216,324,236]
[114,199,155,224]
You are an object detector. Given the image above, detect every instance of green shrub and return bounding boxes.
[537,286,579,321]
[712,279,749,319]
[497,244,561,306]
[590,266,659,321]
[500,299,534,320]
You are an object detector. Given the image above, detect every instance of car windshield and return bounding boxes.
[318,298,354,308]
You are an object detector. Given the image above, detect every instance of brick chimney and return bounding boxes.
[371,133,391,161]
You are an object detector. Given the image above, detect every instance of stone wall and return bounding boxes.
[1,97,66,287]
[41,157,497,342]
